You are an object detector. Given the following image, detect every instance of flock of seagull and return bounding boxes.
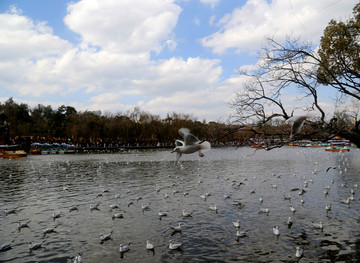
[0,127,359,262]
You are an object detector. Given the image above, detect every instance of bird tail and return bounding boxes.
[199,141,211,152]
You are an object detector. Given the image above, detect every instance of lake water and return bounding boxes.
[1,147,360,262]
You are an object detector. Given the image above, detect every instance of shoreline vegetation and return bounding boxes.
[0,98,357,154]
[0,98,284,151]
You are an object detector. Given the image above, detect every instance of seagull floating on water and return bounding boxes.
[272,226,280,236]
[159,211,168,217]
[208,204,218,212]
[90,203,100,211]
[298,188,306,195]
[43,225,59,234]
[182,210,192,217]
[4,207,17,215]
[169,240,182,250]
[311,221,323,230]
[287,217,293,228]
[171,128,211,161]
[109,203,119,209]
[232,220,240,228]
[52,211,62,219]
[18,220,31,229]
[349,194,355,201]
[141,204,150,211]
[260,208,269,214]
[0,239,15,252]
[289,206,296,213]
[341,198,351,204]
[100,231,113,242]
[171,223,182,232]
[74,253,82,263]
[283,194,291,200]
[224,193,232,199]
[325,204,331,212]
[236,230,248,237]
[119,243,131,253]
[69,205,78,212]
[29,240,45,250]
[295,246,303,258]
[112,213,123,219]
[146,240,154,250]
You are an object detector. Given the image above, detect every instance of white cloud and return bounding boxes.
[2,0,353,122]
[9,5,23,15]
[0,2,229,121]
[209,15,216,26]
[199,0,220,9]
[64,0,181,54]
[166,39,177,51]
[201,0,358,54]
[0,9,71,61]
[193,16,200,26]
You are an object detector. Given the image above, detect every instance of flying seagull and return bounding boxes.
[171,128,211,161]
[285,116,308,140]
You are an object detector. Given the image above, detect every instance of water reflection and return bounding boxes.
[0,147,360,262]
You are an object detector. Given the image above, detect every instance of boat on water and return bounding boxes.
[289,140,329,147]
[325,145,350,152]
[251,144,264,148]
[0,145,27,158]
[30,143,77,155]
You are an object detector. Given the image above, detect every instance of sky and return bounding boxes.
[0,0,357,122]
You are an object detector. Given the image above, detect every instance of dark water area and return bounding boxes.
[1,147,360,262]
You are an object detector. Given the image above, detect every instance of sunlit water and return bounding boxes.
[1,147,360,262]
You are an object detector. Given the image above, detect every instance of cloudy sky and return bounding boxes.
[0,0,357,122]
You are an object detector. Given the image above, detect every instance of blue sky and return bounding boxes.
[0,0,357,122]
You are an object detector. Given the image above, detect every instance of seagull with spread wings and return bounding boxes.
[171,128,211,161]
[285,115,308,140]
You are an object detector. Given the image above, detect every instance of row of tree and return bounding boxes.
[0,98,243,145]
[0,96,355,148]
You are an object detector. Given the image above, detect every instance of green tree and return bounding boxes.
[0,98,32,136]
[31,104,54,136]
[317,3,360,100]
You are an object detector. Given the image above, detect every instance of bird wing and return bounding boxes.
[175,140,184,147]
[178,128,190,140]
[285,115,307,124]
[184,132,201,145]
[178,128,200,145]
[285,116,307,139]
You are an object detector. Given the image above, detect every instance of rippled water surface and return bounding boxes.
[1,147,360,262]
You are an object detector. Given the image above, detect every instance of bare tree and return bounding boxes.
[230,35,360,148]
[230,3,360,149]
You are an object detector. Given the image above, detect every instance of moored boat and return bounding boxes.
[325,145,350,152]
[0,145,27,158]
[251,144,264,148]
